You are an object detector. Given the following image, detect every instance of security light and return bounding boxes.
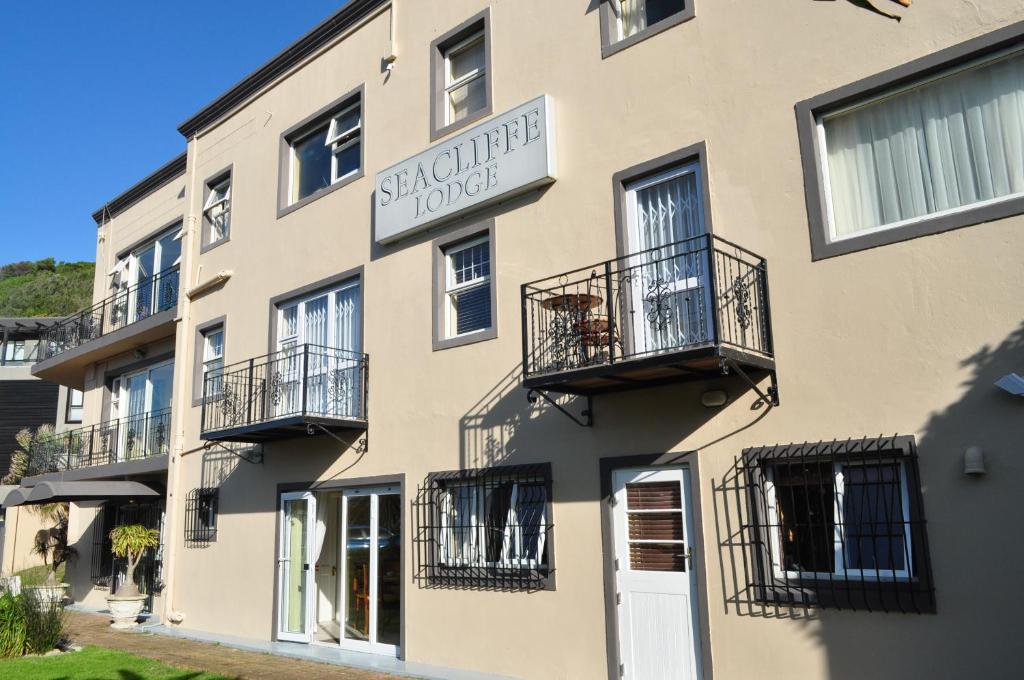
[995,373,1024,396]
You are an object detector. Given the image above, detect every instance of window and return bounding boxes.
[287,97,361,206]
[445,236,491,337]
[202,173,231,248]
[414,464,552,591]
[744,436,935,612]
[202,327,224,398]
[799,28,1024,259]
[431,10,492,139]
[185,488,218,545]
[601,0,694,57]
[66,389,84,423]
[2,340,25,363]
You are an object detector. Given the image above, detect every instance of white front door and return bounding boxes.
[624,162,711,356]
[278,491,317,643]
[339,486,401,656]
[613,467,702,680]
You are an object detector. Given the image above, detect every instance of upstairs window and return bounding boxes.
[201,326,224,399]
[602,0,693,56]
[66,388,84,423]
[283,90,363,210]
[202,174,231,248]
[444,236,492,338]
[431,10,492,138]
[2,340,25,363]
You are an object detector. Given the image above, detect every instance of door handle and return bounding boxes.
[303,563,310,571]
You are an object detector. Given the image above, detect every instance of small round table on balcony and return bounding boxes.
[540,292,617,368]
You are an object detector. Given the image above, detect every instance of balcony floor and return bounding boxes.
[523,344,775,396]
[200,414,368,444]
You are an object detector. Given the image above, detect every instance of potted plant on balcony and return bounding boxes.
[23,503,75,606]
[105,524,159,628]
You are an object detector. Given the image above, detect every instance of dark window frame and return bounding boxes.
[413,462,555,592]
[599,0,695,59]
[185,487,219,546]
[192,316,226,407]
[431,219,497,351]
[429,8,493,141]
[797,21,1024,260]
[200,165,232,253]
[276,84,365,218]
[744,436,936,613]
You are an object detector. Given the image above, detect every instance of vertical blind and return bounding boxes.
[823,48,1024,238]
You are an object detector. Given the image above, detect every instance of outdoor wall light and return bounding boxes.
[701,390,728,408]
[964,446,986,476]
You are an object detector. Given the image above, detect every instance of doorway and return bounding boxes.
[611,466,702,680]
[276,485,401,656]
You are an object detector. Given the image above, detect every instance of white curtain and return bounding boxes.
[619,0,644,38]
[825,50,1024,238]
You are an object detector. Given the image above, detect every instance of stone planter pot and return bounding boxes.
[24,584,68,606]
[106,594,147,629]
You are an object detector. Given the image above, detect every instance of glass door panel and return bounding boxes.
[305,296,329,415]
[155,231,181,312]
[340,487,400,656]
[278,492,315,642]
[132,245,156,323]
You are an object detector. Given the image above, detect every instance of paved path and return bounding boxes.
[66,611,400,680]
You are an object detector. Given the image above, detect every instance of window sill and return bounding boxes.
[430,104,493,142]
[199,234,231,255]
[601,8,696,60]
[276,169,364,219]
[432,326,497,351]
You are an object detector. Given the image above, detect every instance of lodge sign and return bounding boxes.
[374,95,556,244]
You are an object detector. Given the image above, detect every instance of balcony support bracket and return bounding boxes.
[721,358,780,408]
[526,389,593,427]
[306,423,369,454]
[203,441,264,465]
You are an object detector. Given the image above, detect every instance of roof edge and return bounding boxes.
[176,0,388,139]
[91,152,188,226]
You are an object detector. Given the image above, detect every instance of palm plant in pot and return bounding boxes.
[106,524,159,628]
[25,503,75,606]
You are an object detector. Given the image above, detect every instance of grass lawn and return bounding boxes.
[14,563,66,586]
[0,645,234,679]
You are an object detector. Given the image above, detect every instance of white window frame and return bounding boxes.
[66,388,84,423]
[816,44,1024,244]
[201,327,224,396]
[444,235,491,339]
[443,31,487,126]
[438,480,547,570]
[287,100,362,205]
[764,460,914,582]
[203,177,231,244]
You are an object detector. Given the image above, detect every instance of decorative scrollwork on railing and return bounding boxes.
[219,384,244,427]
[733,274,753,331]
[327,368,350,405]
[269,371,284,406]
[645,276,674,331]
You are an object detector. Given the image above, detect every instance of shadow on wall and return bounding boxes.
[713,321,1024,678]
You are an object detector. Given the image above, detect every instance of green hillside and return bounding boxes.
[0,258,95,317]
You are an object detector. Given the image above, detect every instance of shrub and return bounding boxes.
[22,592,66,654]
[0,593,27,658]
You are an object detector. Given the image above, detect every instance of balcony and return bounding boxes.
[25,409,172,479]
[32,267,180,388]
[521,234,775,396]
[200,345,368,443]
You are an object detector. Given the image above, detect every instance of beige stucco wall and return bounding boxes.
[2,506,50,574]
[62,0,1024,678]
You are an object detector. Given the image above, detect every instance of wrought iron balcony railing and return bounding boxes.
[201,344,368,442]
[521,234,774,390]
[39,267,180,361]
[26,408,172,476]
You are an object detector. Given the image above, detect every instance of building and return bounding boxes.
[11,1,1024,678]
[0,318,81,571]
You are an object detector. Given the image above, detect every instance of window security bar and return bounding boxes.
[25,408,172,476]
[184,488,219,546]
[521,233,773,380]
[413,463,553,592]
[39,266,180,361]
[200,344,369,436]
[740,436,935,613]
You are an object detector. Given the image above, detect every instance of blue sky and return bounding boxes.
[0,1,348,265]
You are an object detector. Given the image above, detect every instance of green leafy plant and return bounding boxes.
[30,503,76,585]
[3,425,66,484]
[0,593,27,658]
[109,525,160,598]
[21,591,66,654]
[0,258,94,317]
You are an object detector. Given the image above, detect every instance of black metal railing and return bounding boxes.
[201,344,368,435]
[39,267,180,361]
[26,408,172,475]
[521,234,773,378]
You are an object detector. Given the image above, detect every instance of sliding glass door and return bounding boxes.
[278,492,316,643]
[110,360,173,461]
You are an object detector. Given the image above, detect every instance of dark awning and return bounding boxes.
[3,481,160,507]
